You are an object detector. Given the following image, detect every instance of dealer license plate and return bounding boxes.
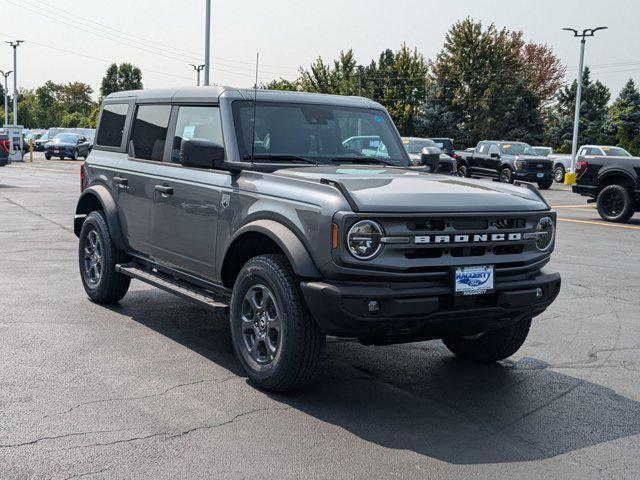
[54,149,60,153]
[454,266,494,296]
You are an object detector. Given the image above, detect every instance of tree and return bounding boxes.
[60,112,87,128]
[544,67,610,152]
[601,78,640,154]
[520,43,566,108]
[415,18,544,146]
[100,63,143,97]
[59,82,94,116]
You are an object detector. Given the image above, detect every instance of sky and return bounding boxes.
[1,0,639,101]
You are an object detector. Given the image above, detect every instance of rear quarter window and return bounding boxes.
[96,103,129,148]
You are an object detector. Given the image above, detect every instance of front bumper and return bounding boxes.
[514,170,553,182]
[301,269,561,344]
[46,146,75,156]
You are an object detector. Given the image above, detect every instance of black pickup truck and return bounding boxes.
[572,150,640,223]
[456,141,554,189]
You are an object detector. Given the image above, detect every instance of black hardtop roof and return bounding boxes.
[104,85,385,109]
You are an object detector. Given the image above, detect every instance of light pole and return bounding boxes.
[0,70,11,126]
[562,27,607,185]
[6,40,24,126]
[204,0,211,86]
[190,64,205,86]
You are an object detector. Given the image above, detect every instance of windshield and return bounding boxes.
[232,101,409,166]
[533,147,551,157]
[54,133,78,143]
[499,143,537,155]
[601,146,631,157]
[402,138,437,154]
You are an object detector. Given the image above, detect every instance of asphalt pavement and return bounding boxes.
[1,155,639,479]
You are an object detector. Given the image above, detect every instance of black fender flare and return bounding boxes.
[74,185,126,250]
[223,219,321,279]
[596,169,636,189]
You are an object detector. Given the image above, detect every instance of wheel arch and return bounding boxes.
[220,220,321,289]
[596,170,636,191]
[74,185,126,250]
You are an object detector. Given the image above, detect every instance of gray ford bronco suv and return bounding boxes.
[75,86,561,391]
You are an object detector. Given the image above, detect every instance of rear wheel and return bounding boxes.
[230,254,325,392]
[597,184,635,223]
[554,165,565,183]
[78,210,131,303]
[443,317,532,362]
[499,167,513,184]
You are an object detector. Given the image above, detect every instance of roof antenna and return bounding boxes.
[250,52,259,163]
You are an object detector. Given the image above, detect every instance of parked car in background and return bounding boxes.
[342,135,388,158]
[402,137,457,174]
[428,137,455,157]
[34,132,50,151]
[533,146,552,157]
[573,147,640,222]
[0,131,10,167]
[23,131,45,151]
[49,128,95,150]
[456,141,554,189]
[45,133,91,160]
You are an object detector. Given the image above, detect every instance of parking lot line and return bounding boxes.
[557,217,640,230]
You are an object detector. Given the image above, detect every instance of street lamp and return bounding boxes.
[0,70,11,126]
[5,40,24,126]
[190,64,205,86]
[562,27,607,185]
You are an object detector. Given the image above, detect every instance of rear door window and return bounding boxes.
[170,106,223,163]
[130,105,172,161]
[96,103,129,147]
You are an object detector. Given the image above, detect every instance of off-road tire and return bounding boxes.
[45,154,51,160]
[596,184,635,223]
[443,317,532,362]
[537,180,553,190]
[499,167,513,184]
[230,254,325,392]
[458,164,470,178]
[78,210,131,303]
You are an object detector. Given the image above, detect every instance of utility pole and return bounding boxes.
[0,70,11,126]
[357,65,364,96]
[190,64,205,86]
[6,40,24,126]
[562,27,607,185]
[204,0,211,86]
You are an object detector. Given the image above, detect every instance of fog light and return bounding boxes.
[367,300,381,314]
[535,288,544,299]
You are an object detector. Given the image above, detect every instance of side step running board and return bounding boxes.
[116,263,229,314]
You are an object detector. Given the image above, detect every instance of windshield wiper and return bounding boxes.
[243,154,319,165]
[330,156,395,166]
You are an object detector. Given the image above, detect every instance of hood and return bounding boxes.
[273,165,548,213]
[48,141,76,147]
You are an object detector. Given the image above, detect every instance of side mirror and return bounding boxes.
[181,138,225,169]
[490,152,500,159]
[420,147,441,173]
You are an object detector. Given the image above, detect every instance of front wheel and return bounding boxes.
[45,154,51,160]
[70,149,78,161]
[554,165,565,183]
[537,180,553,190]
[458,164,469,178]
[499,167,513,184]
[597,184,635,223]
[443,317,532,362]
[230,254,325,392]
[78,210,131,303]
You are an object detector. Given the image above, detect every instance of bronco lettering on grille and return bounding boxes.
[414,233,523,244]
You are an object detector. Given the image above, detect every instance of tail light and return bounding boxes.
[452,153,458,160]
[575,161,588,180]
[80,162,86,192]
[0,140,10,153]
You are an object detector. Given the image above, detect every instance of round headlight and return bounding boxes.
[347,220,384,260]
[534,216,555,251]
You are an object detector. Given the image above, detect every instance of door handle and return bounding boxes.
[113,176,128,186]
[155,185,174,195]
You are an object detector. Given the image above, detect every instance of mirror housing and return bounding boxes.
[420,146,441,173]
[490,152,500,159]
[181,138,225,169]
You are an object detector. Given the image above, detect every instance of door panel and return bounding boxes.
[151,166,228,279]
